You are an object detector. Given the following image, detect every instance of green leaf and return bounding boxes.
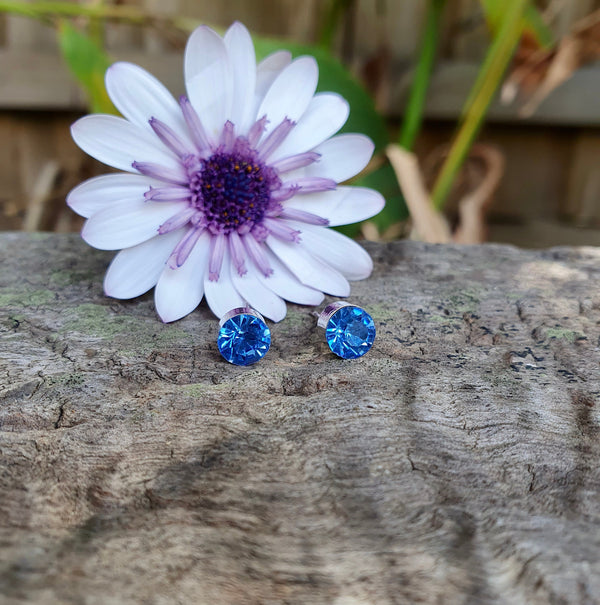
[57,20,116,114]
[252,37,388,153]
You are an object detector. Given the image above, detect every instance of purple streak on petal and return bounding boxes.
[208,232,226,281]
[144,186,192,202]
[263,218,301,243]
[190,212,207,228]
[265,203,284,217]
[182,154,202,175]
[232,136,252,156]
[270,184,300,202]
[290,177,337,193]
[236,221,254,235]
[242,233,273,277]
[247,115,268,148]
[270,151,321,174]
[228,230,247,276]
[158,207,197,234]
[251,223,269,242]
[257,118,295,160]
[179,95,212,153]
[278,208,329,226]
[220,120,235,152]
[149,117,192,159]
[168,226,205,269]
[133,161,188,186]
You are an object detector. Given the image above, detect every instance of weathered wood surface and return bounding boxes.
[1,233,600,605]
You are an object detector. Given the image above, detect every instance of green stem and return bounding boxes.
[318,0,353,50]
[0,1,202,32]
[87,0,105,49]
[398,0,445,150]
[431,0,528,211]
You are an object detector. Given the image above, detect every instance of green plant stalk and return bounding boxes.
[87,0,106,49]
[431,0,528,211]
[480,0,555,49]
[0,1,201,32]
[472,1,553,113]
[398,0,445,150]
[319,0,353,50]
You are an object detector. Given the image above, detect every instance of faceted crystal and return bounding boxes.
[218,312,271,365]
[325,306,376,359]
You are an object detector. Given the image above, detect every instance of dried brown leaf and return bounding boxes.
[386,145,451,244]
[503,9,600,117]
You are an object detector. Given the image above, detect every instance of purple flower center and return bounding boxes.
[187,149,280,235]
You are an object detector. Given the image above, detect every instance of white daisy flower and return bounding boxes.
[67,22,384,323]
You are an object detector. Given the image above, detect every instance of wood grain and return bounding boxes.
[1,234,599,604]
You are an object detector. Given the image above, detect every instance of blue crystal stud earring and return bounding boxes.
[317,302,376,359]
[217,307,271,366]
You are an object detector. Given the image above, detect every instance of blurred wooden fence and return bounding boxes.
[1,0,600,245]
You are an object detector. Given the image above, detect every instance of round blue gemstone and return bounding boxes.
[325,306,376,359]
[218,313,271,366]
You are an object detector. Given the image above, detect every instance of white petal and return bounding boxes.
[284,134,374,184]
[204,247,245,319]
[104,228,184,299]
[267,235,350,296]
[253,50,292,118]
[67,174,159,218]
[283,186,385,226]
[154,230,210,323]
[256,56,318,138]
[71,115,182,173]
[268,93,349,161]
[259,249,324,306]
[287,221,373,280]
[231,262,286,322]
[184,25,233,142]
[224,22,257,135]
[105,62,193,147]
[82,200,188,250]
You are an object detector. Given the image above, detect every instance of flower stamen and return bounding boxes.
[186,139,280,236]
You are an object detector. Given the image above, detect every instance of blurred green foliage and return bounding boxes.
[431,0,532,209]
[0,0,557,237]
[480,0,555,47]
[57,20,115,113]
